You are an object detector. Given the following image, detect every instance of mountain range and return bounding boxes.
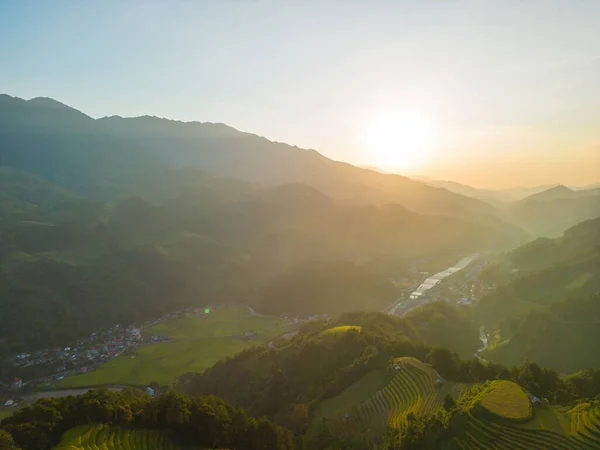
[1,93,599,352]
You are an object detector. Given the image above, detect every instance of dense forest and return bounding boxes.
[0,163,520,355]
[0,388,294,450]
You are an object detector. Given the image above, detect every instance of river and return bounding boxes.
[475,325,489,361]
[389,255,477,315]
[408,255,477,300]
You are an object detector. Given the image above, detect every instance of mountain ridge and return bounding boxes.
[0,94,522,235]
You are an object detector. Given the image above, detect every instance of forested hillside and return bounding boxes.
[0,164,520,356]
[0,94,527,230]
[473,218,600,372]
[175,309,600,449]
[504,193,600,237]
[0,388,294,450]
[177,309,481,428]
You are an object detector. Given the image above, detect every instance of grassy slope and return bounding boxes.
[54,423,182,450]
[313,370,389,423]
[56,308,288,387]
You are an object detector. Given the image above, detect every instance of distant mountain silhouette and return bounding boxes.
[0,94,524,237]
[411,176,557,204]
[522,184,600,202]
[522,185,575,202]
[506,186,600,237]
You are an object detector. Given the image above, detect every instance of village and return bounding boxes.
[2,307,199,400]
[1,304,325,412]
[389,256,497,316]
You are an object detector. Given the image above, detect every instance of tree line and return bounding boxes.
[0,388,295,450]
[177,311,600,448]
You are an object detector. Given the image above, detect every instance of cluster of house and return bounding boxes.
[14,326,143,380]
[7,308,202,391]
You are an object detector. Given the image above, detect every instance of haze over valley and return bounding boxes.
[1,1,600,449]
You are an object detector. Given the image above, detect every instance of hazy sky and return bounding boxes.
[1,0,599,188]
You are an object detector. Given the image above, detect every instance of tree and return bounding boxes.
[0,430,18,450]
[426,348,458,379]
[442,394,456,411]
[288,404,309,435]
[113,405,133,427]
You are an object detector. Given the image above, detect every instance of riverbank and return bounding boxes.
[388,255,478,315]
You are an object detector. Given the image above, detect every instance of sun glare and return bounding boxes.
[364,111,435,172]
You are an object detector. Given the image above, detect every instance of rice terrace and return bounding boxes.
[314,357,469,441]
[312,357,600,449]
[54,424,183,450]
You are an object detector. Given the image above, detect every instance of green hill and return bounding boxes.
[310,357,600,449]
[313,357,468,441]
[473,219,600,372]
[447,402,600,450]
[0,172,514,357]
[504,195,600,238]
[508,217,600,273]
[1,388,294,450]
[320,325,362,336]
[460,380,531,422]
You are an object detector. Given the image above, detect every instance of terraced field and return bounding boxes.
[449,402,600,449]
[315,357,600,449]
[320,325,361,336]
[54,423,183,450]
[322,357,467,439]
[479,381,531,420]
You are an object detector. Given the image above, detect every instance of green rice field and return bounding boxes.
[56,307,290,387]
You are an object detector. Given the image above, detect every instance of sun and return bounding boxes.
[363,110,435,172]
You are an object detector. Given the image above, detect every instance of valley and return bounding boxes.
[0,95,598,450]
[2,2,600,448]
[388,254,481,316]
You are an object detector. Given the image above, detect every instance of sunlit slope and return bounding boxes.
[449,405,600,449]
[449,390,600,449]
[319,325,361,336]
[460,380,532,422]
[54,423,182,450]
[317,357,467,437]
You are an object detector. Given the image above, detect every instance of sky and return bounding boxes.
[1,0,599,188]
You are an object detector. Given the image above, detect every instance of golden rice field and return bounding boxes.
[314,356,600,449]
[54,423,182,450]
[479,380,532,421]
[449,400,600,449]
[320,325,361,336]
[321,357,467,440]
